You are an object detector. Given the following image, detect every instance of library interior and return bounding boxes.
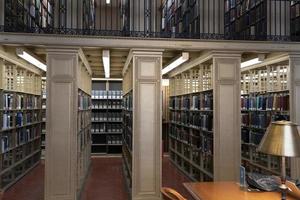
[0,0,300,200]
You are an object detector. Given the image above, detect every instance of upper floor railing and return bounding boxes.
[0,0,299,41]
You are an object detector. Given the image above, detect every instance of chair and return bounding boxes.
[161,187,187,200]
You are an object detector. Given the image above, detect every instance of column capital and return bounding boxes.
[289,53,300,59]
[211,51,242,58]
[46,47,81,54]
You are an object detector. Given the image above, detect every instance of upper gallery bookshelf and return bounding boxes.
[5,0,54,30]
[169,64,214,181]
[224,0,291,40]
[162,0,200,37]
[240,57,290,176]
[291,0,300,38]
[91,80,123,155]
[0,59,42,191]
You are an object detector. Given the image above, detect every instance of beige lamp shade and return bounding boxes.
[257,121,300,157]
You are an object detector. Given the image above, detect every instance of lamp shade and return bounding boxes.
[257,121,300,157]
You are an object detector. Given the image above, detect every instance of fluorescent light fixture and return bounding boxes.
[162,52,189,75]
[162,79,169,86]
[241,58,262,68]
[16,48,47,71]
[106,0,111,4]
[102,50,110,78]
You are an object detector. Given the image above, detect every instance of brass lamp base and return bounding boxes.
[279,184,288,200]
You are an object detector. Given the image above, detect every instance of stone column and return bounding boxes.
[289,53,300,179]
[132,50,162,200]
[45,48,79,200]
[212,52,241,181]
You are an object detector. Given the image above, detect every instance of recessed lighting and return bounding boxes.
[162,52,189,75]
[16,48,47,71]
[102,50,110,78]
[106,0,111,4]
[241,58,262,68]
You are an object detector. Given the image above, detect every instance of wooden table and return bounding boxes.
[183,182,297,200]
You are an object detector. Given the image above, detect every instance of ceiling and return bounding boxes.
[1,45,280,79]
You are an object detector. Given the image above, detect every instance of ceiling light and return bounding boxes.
[106,0,111,4]
[241,58,262,68]
[102,50,110,78]
[16,48,47,71]
[162,52,189,75]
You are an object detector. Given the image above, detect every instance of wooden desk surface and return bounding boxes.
[183,182,297,200]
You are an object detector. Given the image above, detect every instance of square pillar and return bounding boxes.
[289,53,300,178]
[132,50,162,200]
[45,48,80,200]
[212,52,241,181]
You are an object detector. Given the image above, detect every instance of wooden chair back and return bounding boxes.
[161,187,187,200]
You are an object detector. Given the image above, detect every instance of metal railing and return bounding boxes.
[0,0,299,41]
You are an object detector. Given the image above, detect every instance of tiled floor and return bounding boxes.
[1,156,194,200]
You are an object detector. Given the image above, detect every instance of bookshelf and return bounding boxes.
[240,61,291,176]
[77,89,92,193]
[224,0,268,39]
[122,61,133,195]
[224,0,291,40]
[5,0,54,30]
[0,61,42,191]
[162,0,200,37]
[169,64,214,181]
[91,80,123,155]
[291,1,300,38]
[41,77,46,159]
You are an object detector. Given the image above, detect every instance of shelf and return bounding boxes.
[92,132,122,135]
[92,120,122,123]
[0,149,41,175]
[92,108,123,110]
[1,121,42,132]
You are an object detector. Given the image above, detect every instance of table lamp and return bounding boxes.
[257,121,300,200]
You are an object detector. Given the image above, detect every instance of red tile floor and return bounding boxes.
[1,156,194,200]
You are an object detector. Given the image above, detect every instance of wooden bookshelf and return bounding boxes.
[40,77,46,159]
[241,60,291,176]
[291,1,300,38]
[5,0,54,30]
[169,64,214,181]
[0,61,42,192]
[91,80,123,155]
[162,0,200,36]
[122,90,132,191]
[122,60,133,196]
[77,89,92,193]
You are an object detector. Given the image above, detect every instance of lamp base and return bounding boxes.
[279,184,288,200]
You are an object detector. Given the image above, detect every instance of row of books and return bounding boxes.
[78,111,91,130]
[170,93,213,110]
[3,112,39,129]
[171,128,213,155]
[291,2,300,19]
[91,123,123,133]
[242,112,289,129]
[1,128,38,153]
[92,90,123,99]
[3,94,39,110]
[92,100,122,109]
[107,135,123,145]
[92,112,122,122]
[123,112,132,129]
[241,93,289,111]
[241,128,264,145]
[123,93,132,110]
[78,92,91,110]
[170,112,213,131]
